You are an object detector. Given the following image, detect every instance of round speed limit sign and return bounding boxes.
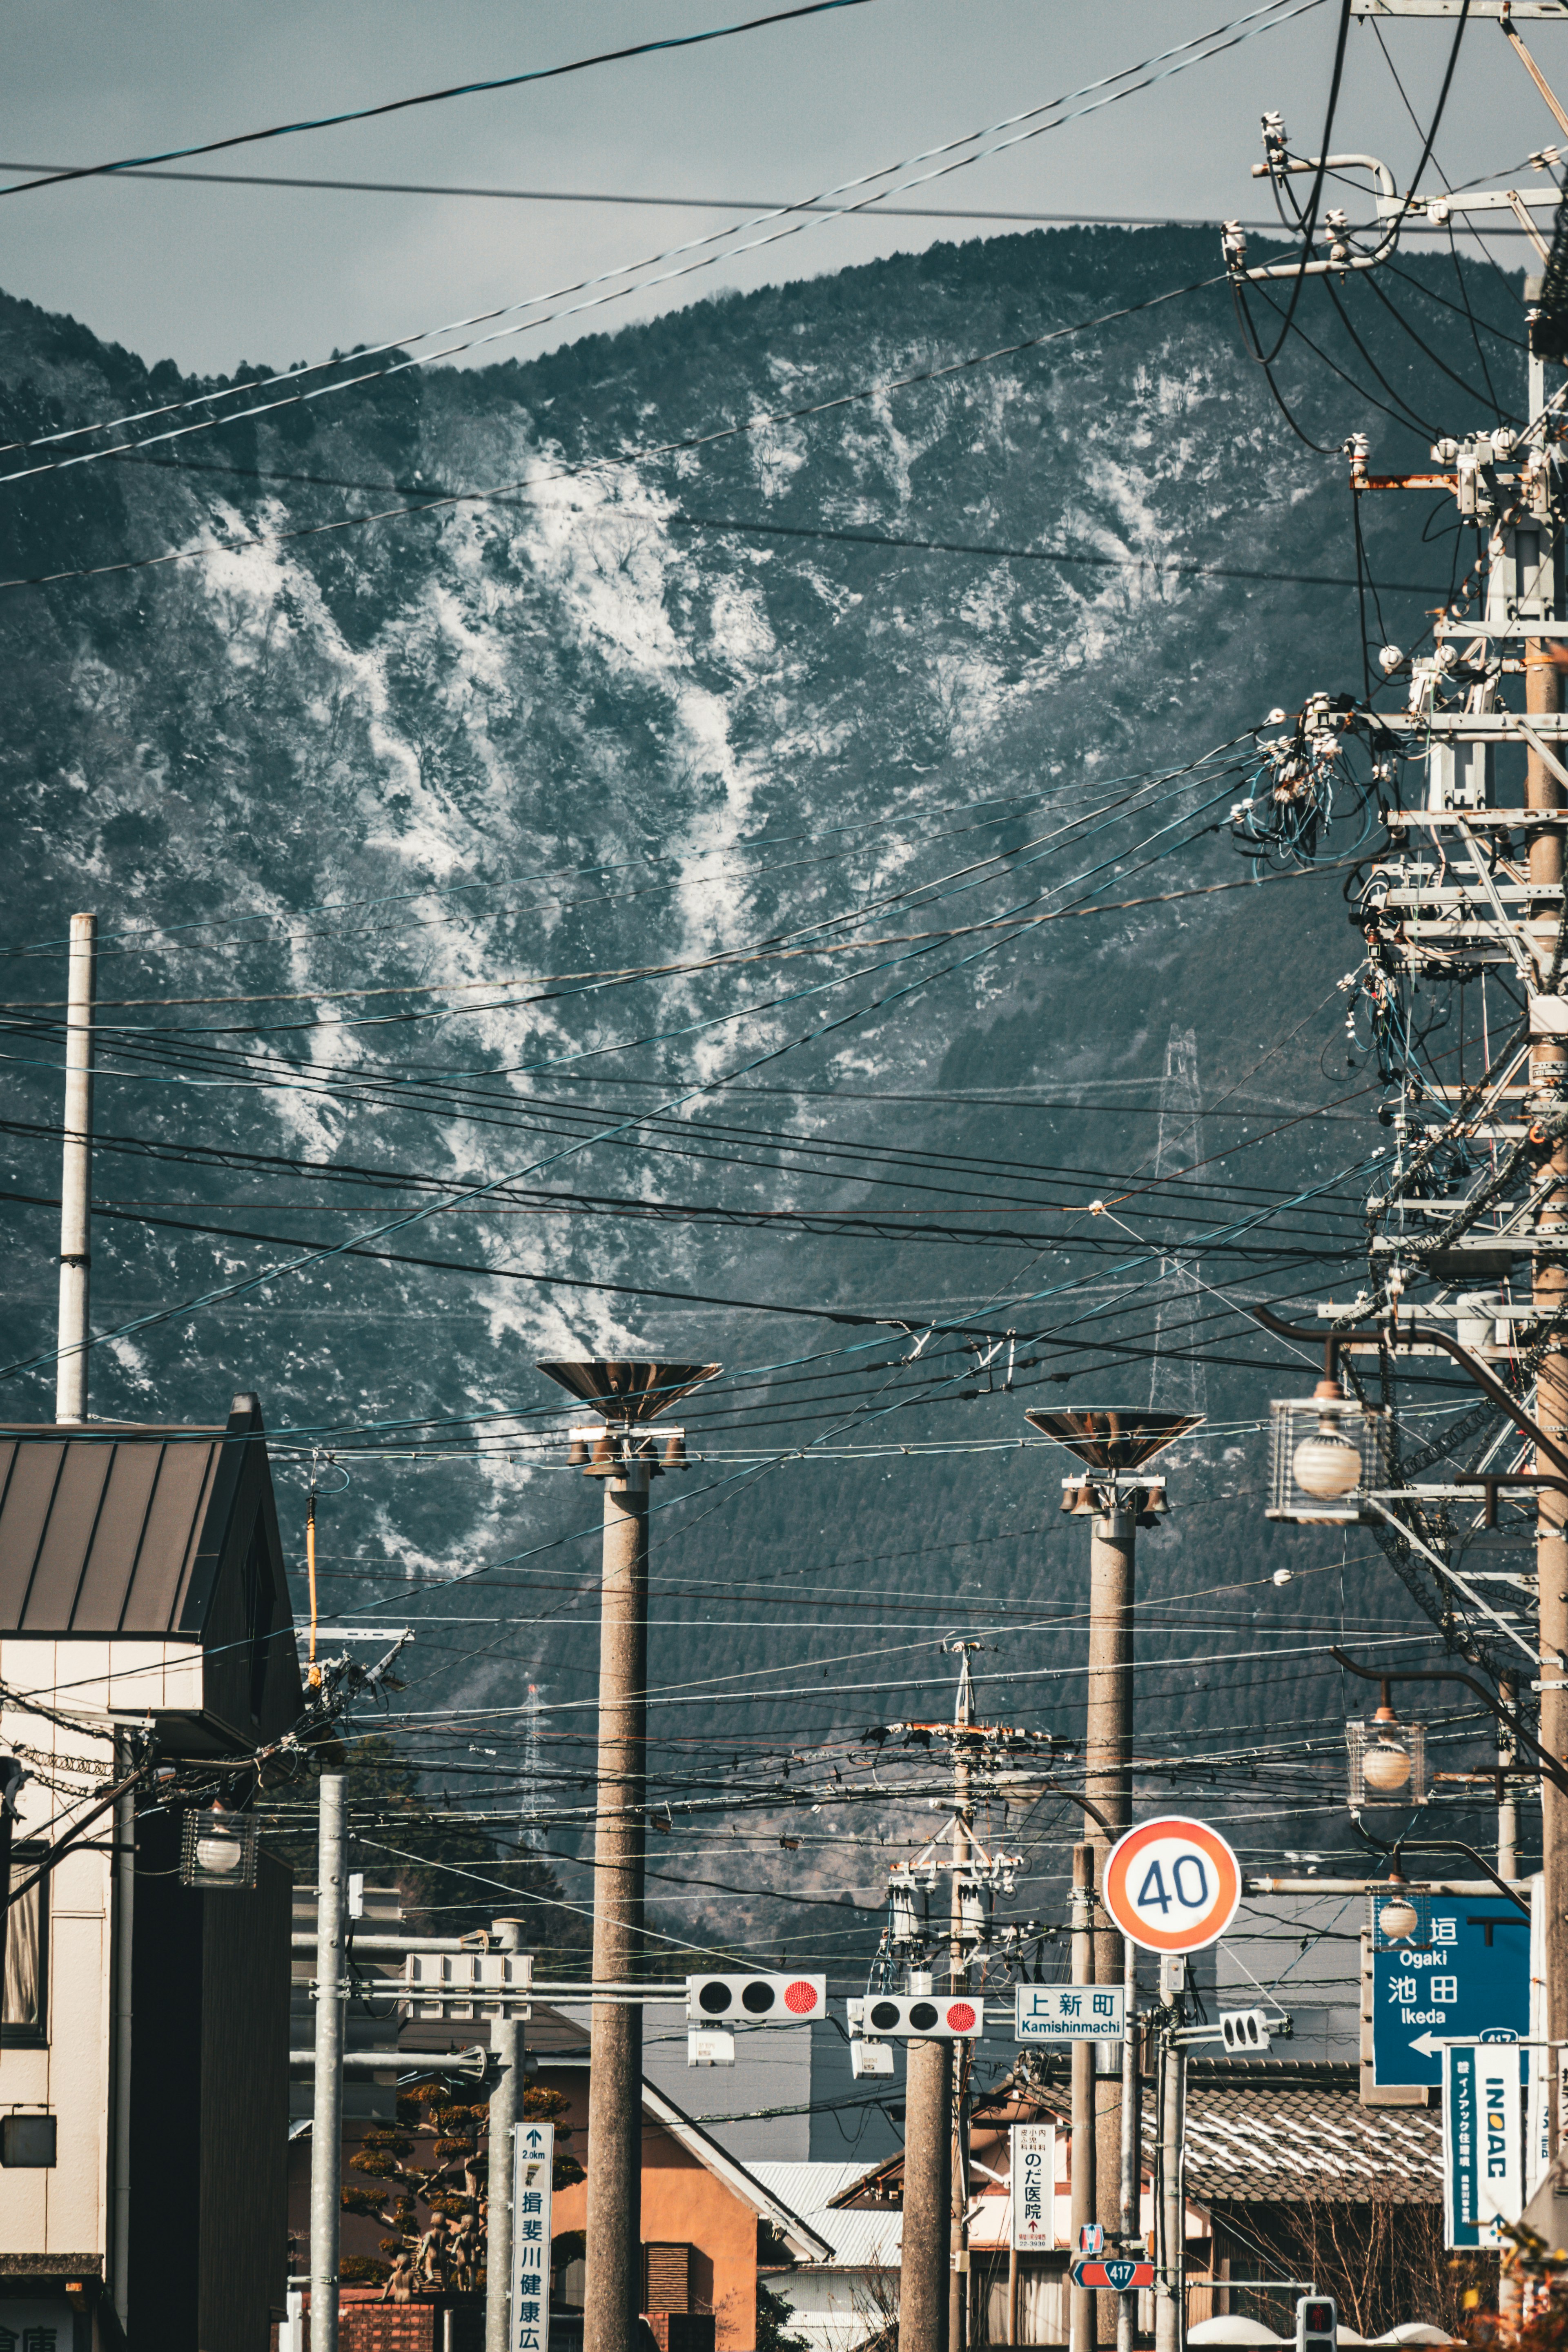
[1102,1817,1242,1954]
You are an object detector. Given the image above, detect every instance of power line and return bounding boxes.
[0,0,888,198]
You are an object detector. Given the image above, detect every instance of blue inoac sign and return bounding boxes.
[1371,1903,1530,2088]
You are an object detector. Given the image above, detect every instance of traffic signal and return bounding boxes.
[1220,2008,1272,2054]
[685,1973,825,2022]
[849,1993,983,2039]
[1296,2296,1336,2352]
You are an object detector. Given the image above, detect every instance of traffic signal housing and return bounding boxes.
[1220,2008,1272,2054]
[849,1993,983,2039]
[1296,2296,1336,2352]
[686,1973,825,2022]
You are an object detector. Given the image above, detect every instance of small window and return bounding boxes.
[0,2111,56,2167]
[2,1846,47,2047]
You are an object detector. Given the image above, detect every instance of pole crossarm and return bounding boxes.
[1330,1647,1568,1800]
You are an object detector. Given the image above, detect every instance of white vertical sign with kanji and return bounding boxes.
[511,2119,554,2352]
[1010,2121,1056,2251]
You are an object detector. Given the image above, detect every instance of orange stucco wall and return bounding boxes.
[543,2070,757,2350]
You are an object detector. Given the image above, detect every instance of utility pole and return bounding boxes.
[1229,113,1568,2096]
[1152,1961,1186,2352]
[1026,1408,1197,2342]
[1500,1671,1520,1883]
[901,2021,953,2352]
[879,1659,1037,2352]
[486,1918,528,2352]
[310,1769,347,2352]
[1524,278,1568,2068]
[948,1645,978,2352]
[1069,1843,1096,2352]
[56,910,96,1425]
[537,1358,716,2352]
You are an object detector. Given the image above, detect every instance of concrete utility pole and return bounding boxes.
[1085,1486,1133,2340]
[1525,305,1568,2050]
[1026,1408,1196,2342]
[55,910,96,1425]
[310,1770,348,2352]
[1069,1844,1096,2352]
[537,1358,716,2352]
[900,2025,953,2352]
[486,1918,528,2352]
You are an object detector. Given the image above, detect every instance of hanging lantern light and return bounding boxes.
[1347,1685,1427,1807]
[180,1802,260,1890]
[1267,1375,1387,1523]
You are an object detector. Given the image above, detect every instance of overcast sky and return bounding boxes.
[0,2,1554,381]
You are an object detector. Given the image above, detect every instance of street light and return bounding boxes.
[1346,1682,1427,1807]
[180,1802,259,1889]
[1267,1376,1387,1524]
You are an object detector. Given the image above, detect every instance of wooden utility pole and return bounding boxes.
[900,2029,953,2352]
[56,910,96,1425]
[949,1654,976,2352]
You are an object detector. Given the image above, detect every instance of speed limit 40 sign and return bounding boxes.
[1102,1817,1242,1953]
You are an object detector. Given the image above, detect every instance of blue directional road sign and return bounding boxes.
[1371,1902,1530,2087]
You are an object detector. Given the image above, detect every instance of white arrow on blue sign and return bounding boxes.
[1371,1903,1530,2088]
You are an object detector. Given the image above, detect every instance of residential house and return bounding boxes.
[0,1398,303,2352]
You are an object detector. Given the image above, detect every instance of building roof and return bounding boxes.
[641,2083,833,2261]
[849,2069,1444,2216]
[747,2165,902,2271]
[1177,2081,1442,2204]
[0,1396,303,1746]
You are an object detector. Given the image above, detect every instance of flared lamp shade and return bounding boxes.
[536,1359,719,1422]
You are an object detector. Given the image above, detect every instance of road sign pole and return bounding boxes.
[1070,1844,1096,2352]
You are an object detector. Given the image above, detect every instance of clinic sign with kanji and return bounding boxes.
[1010,2121,1056,2250]
[511,2120,554,2352]
[1371,1905,1530,2087]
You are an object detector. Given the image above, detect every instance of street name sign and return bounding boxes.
[1102,1817,1242,1955]
[1070,2259,1156,2292]
[1010,2122,1056,2251]
[1016,1985,1125,2043]
[511,2119,553,2352]
[1371,1904,1530,2087]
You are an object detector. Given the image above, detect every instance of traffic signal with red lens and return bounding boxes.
[1296,2297,1336,2352]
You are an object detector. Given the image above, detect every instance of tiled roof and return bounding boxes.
[966,2074,1443,2209]
[1175,2083,1442,2205]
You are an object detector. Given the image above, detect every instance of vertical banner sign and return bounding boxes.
[1011,2121,1056,2252]
[511,2119,554,2352]
[1444,2047,1524,2249]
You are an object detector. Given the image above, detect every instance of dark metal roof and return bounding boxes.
[0,1394,303,1748]
[0,1419,224,1634]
